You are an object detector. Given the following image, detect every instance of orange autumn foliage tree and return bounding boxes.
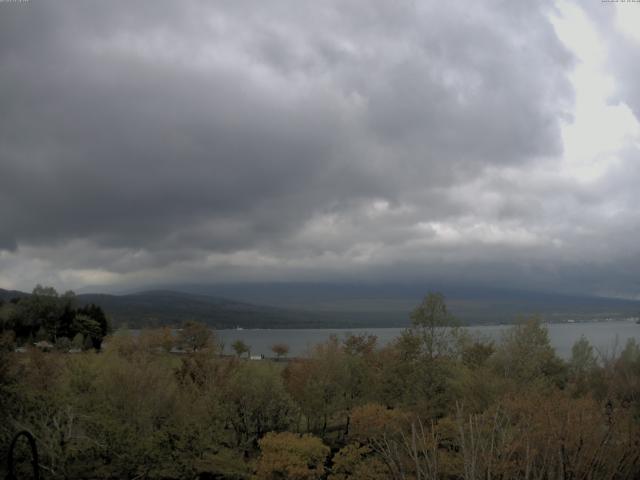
[253,432,329,480]
[328,443,389,480]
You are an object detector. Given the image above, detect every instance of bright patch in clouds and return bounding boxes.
[552,1,640,182]
[614,3,640,42]
[415,221,543,248]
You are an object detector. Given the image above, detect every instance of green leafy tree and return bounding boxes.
[29,285,62,341]
[73,314,102,349]
[71,333,84,350]
[459,334,495,369]
[569,335,599,396]
[221,363,295,448]
[410,292,459,359]
[570,336,598,375]
[232,339,251,358]
[75,303,110,348]
[492,318,567,387]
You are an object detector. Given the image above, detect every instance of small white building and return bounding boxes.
[33,340,54,351]
[169,347,189,355]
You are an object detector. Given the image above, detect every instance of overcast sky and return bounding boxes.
[1,0,640,297]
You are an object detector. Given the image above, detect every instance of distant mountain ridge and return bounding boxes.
[0,288,29,301]
[121,283,640,325]
[0,288,343,329]
[74,290,339,329]
[3,285,640,329]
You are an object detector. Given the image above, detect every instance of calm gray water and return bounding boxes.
[217,320,640,359]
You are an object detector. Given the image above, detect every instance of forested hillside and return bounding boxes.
[75,290,337,329]
[0,288,341,330]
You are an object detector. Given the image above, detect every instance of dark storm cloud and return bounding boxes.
[1,0,607,293]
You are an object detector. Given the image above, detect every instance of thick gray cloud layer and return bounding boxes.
[0,0,638,296]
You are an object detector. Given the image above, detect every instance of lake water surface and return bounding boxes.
[217,320,640,359]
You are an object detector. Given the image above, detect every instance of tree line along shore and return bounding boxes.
[2,290,640,479]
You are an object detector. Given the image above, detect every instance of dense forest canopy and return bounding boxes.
[2,292,640,479]
[0,285,110,350]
